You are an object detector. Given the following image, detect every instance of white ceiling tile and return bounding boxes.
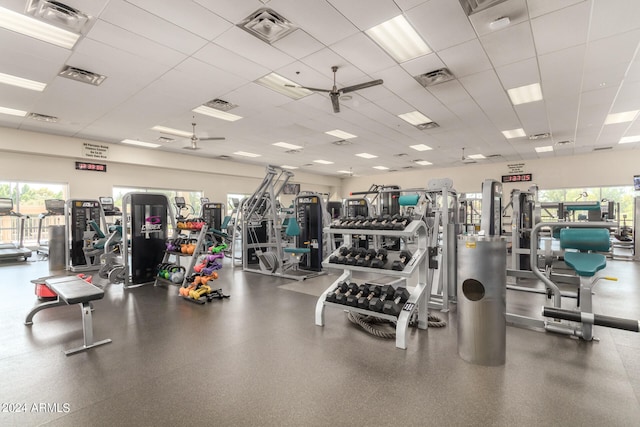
[530,1,590,55]
[589,0,640,41]
[406,0,476,52]
[125,0,233,40]
[193,43,269,82]
[272,30,324,60]
[330,33,398,74]
[212,26,296,71]
[513,102,550,134]
[327,0,401,30]
[99,0,208,55]
[427,80,473,106]
[459,70,520,129]
[526,0,585,19]
[192,0,256,23]
[399,53,446,77]
[495,57,541,90]
[539,45,585,100]
[480,21,536,67]
[437,39,493,78]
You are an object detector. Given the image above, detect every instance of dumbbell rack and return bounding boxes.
[155,224,209,288]
[316,220,431,349]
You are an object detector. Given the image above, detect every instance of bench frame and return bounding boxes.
[25,276,112,355]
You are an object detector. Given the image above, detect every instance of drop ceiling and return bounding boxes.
[0,0,639,177]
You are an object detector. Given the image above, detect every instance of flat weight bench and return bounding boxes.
[25,276,112,355]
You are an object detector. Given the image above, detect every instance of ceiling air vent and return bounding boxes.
[59,66,106,86]
[556,140,573,146]
[417,121,439,130]
[26,0,90,32]
[415,68,455,87]
[458,0,509,15]
[394,153,408,157]
[285,149,301,154]
[593,146,613,151]
[402,165,415,169]
[237,8,297,44]
[217,155,232,160]
[529,132,551,140]
[157,136,174,143]
[332,139,352,146]
[28,112,58,122]
[204,98,238,112]
[486,154,502,158]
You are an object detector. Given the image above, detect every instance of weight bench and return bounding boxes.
[25,276,112,355]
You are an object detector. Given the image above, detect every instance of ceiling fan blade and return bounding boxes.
[341,79,383,94]
[284,84,331,93]
[198,136,226,141]
[330,93,340,113]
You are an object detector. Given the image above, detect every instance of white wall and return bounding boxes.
[0,127,342,202]
[341,149,639,197]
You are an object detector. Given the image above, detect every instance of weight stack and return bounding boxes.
[457,235,507,366]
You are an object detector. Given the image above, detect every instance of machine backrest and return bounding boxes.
[398,194,419,206]
[285,217,301,237]
[559,228,610,252]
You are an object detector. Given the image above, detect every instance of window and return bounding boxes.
[112,187,204,219]
[0,181,67,247]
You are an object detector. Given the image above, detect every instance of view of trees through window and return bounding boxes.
[539,186,636,227]
[0,181,67,246]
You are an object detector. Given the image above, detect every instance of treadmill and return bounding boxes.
[36,199,66,257]
[0,198,32,261]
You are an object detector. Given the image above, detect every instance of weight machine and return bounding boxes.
[480,180,639,340]
[240,165,317,280]
[120,192,174,288]
[64,199,108,272]
[0,198,32,262]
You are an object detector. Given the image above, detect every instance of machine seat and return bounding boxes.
[563,252,607,277]
[284,247,310,254]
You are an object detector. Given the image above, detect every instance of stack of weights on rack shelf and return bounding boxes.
[176,217,206,230]
[179,242,229,304]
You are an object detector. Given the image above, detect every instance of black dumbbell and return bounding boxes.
[358,285,381,309]
[370,248,388,268]
[335,282,360,304]
[329,246,350,263]
[356,248,377,267]
[325,282,349,303]
[382,287,411,316]
[368,285,396,312]
[391,250,413,271]
[346,284,370,307]
[392,215,411,230]
[346,248,367,265]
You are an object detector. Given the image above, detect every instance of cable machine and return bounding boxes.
[64,199,108,272]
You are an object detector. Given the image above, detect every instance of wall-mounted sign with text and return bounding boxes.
[75,161,107,172]
[82,142,109,160]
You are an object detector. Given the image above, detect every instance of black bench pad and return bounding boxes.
[45,277,104,304]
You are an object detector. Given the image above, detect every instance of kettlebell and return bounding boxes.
[169,266,186,284]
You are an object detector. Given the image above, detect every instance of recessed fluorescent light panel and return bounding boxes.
[121,139,160,148]
[398,111,432,126]
[256,73,312,99]
[468,154,486,160]
[337,170,351,174]
[0,5,81,49]
[313,159,334,165]
[325,129,357,139]
[366,15,432,63]
[373,166,389,170]
[501,128,526,139]
[281,165,298,169]
[415,160,432,166]
[273,142,302,150]
[619,135,640,144]
[0,106,27,117]
[356,153,377,159]
[507,83,543,105]
[605,110,639,125]
[535,146,553,153]
[409,144,432,151]
[151,126,192,138]
[193,105,242,122]
[0,72,46,91]
[234,151,261,158]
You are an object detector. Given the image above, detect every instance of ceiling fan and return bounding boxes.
[460,147,477,164]
[183,121,225,150]
[286,66,383,113]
